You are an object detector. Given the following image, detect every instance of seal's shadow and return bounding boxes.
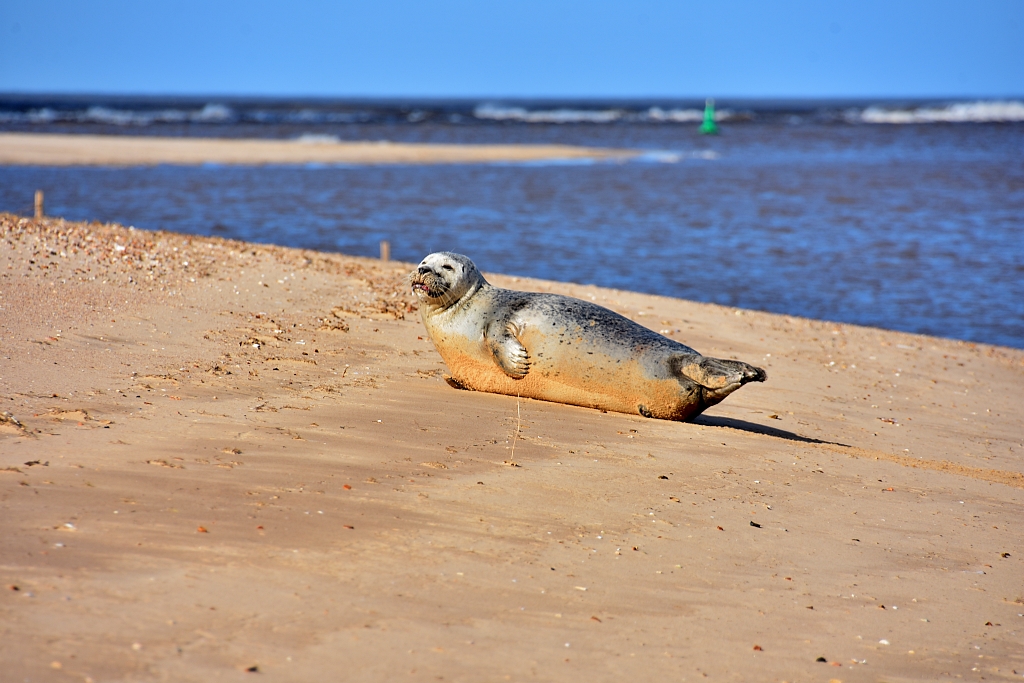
[692,415,849,447]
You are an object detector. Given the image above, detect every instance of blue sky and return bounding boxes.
[1,0,1021,98]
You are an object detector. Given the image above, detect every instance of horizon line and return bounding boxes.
[3,90,1023,104]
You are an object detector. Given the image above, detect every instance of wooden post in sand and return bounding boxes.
[34,190,44,218]
[380,240,391,262]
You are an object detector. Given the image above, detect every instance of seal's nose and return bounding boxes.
[418,265,432,275]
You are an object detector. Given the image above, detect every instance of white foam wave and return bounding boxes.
[861,100,1024,124]
[645,107,703,122]
[194,103,233,122]
[294,133,341,144]
[474,104,738,124]
[82,106,186,125]
[0,107,60,123]
[277,109,371,124]
[30,107,59,123]
[638,150,684,163]
[634,150,716,163]
[0,103,235,126]
[290,109,324,123]
[474,104,624,124]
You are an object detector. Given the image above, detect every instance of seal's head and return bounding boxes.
[411,252,484,309]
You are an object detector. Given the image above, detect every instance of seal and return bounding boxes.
[411,252,766,422]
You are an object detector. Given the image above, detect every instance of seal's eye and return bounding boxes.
[442,264,454,271]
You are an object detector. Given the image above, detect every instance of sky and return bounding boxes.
[1,0,1022,99]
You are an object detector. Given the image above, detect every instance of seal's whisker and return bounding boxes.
[435,283,454,308]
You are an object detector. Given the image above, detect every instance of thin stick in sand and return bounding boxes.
[509,393,522,463]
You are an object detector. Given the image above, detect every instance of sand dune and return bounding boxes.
[0,132,640,166]
[1,213,1022,681]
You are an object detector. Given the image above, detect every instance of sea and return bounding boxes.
[2,95,1023,349]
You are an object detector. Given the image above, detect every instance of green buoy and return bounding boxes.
[699,98,719,135]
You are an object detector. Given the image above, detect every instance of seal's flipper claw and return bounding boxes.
[444,375,473,391]
[485,321,530,379]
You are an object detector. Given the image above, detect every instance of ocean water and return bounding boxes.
[2,96,1023,348]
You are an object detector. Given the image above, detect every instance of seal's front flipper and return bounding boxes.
[485,320,530,379]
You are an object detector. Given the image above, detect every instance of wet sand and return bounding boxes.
[0,133,639,166]
[2,213,1023,681]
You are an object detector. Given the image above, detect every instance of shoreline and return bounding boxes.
[2,213,1022,680]
[0,132,641,166]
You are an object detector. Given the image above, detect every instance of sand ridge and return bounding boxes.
[0,133,641,167]
[2,213,1023,681]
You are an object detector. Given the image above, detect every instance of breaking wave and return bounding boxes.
[0,103,236,125]
[859,100,1024,124]
[473,104,625,123]
[645,107,703,122]
[473,104,736,124]
[2,98,1021,128]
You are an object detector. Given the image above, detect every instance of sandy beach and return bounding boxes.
[0,133,640,166]
[2,212,1023,681]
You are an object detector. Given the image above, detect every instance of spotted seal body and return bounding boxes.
[412,252,766,422]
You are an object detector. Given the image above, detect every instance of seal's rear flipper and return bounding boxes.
[666,355,766,420]
[671,355,766,397]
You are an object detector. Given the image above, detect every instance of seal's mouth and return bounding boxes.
[409,271,448,300]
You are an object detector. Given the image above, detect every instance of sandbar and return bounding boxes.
[0,132,640,166]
